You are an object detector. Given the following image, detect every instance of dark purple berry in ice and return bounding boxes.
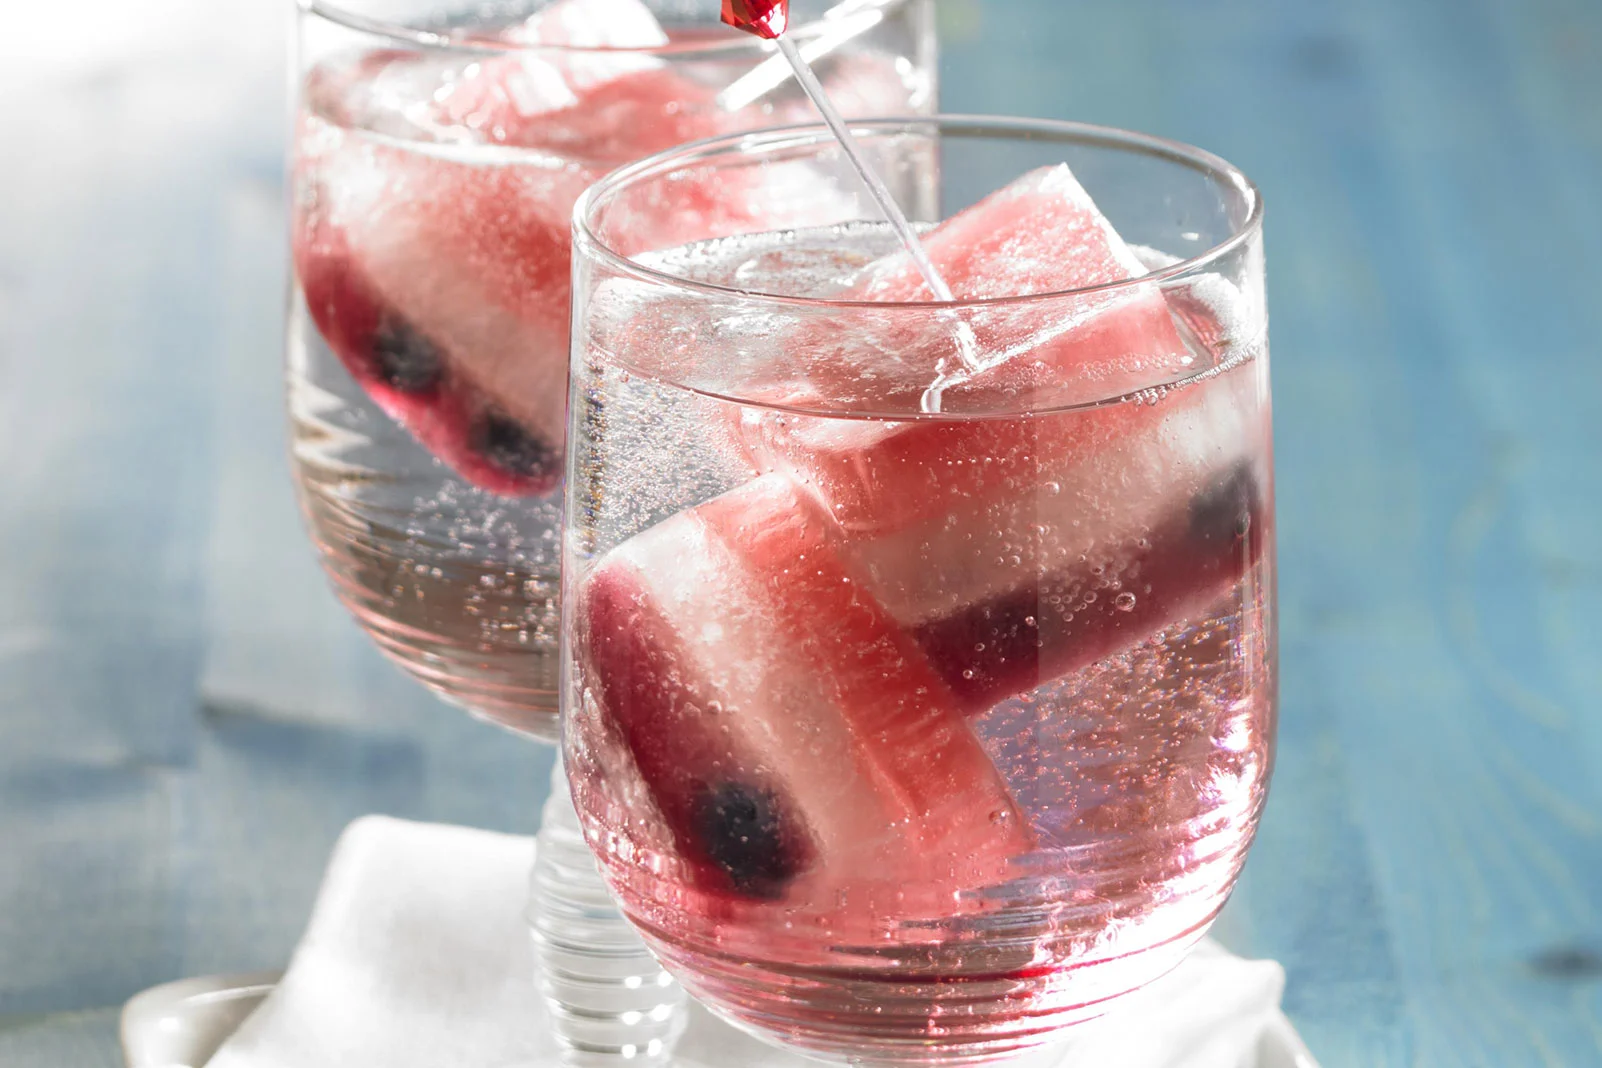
[691,780,802,898]
[371,317,444,393]
[471,412,558,480]
[1189,461,1259,547]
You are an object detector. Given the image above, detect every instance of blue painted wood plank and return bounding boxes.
[0,61,229,1015]
[1340,1,1602,1059]
[0,1009,122,1068]
[0,763,179,1015]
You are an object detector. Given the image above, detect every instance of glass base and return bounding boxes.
[528,762,687,1059]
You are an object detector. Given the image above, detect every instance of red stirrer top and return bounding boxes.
[721,0,789,40]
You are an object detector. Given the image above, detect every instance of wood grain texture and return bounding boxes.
[1,0,1598,1063]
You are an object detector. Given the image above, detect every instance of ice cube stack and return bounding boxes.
[578,165,1267,911]
[291,0,915,495]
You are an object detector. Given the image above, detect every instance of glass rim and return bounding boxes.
[573,115,1264,312]
[298,0,913,57]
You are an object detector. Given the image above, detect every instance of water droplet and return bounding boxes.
[1115,592,1137,612]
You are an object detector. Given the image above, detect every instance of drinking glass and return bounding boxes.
[564,116,1274,1064]
[284,0,935,1055]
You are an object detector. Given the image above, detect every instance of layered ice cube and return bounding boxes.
[581,475,1031,903]
[744,166,1266,707]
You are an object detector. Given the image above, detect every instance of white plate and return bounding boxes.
[120,972,281,1068]
[120,973,1320,1068]
[1257,1015,1320,1068]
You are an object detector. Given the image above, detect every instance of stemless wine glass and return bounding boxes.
[564,117,1274,1065]
[284,0,935,1055]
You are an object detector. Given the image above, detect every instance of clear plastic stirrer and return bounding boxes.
[720,0,981,411]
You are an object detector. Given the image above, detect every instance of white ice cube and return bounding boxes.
[511,0,668,97]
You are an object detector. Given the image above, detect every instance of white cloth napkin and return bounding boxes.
[207,816,1294,1068]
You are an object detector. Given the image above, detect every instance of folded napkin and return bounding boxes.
[208,816,1295,1068]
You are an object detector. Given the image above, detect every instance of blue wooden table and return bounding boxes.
[2,0,1598,1063]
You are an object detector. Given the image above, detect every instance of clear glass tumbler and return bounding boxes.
[564,117,1274,1064]
[284,0,935,1056]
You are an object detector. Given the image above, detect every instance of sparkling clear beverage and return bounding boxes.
[564,120,1274,1064]
[286,0,935,738]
